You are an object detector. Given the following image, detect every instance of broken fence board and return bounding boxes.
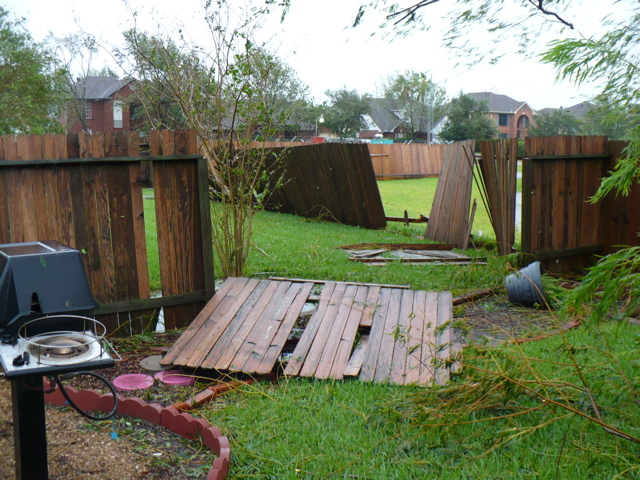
[389,289,414,385]
[359,288,392,382]
[300,282,348,377]
[284,282,337,376]
[373,288,402,384]
[315,284,359,379]
[330,286,370,380]
[419,292,438,385]
[168,278,255,366]
[339,243,454,251]
[213,280,283,371]
[359,285,381,327]
[161,277,248,366]
[435,291,453,385]
[343,334,369,377]
[256,282,314,374]
[201,280,271,369]
[404,290,427,385]
[239,281,305,373]
[229,281,294,372]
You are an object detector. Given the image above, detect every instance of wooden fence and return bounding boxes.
[522,136,639,273]
[263,143,387,229]
[0,130,214,334]
[252,141,445,179]
[368,143,445,179]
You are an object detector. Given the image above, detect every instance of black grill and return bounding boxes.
[0,241,98,339]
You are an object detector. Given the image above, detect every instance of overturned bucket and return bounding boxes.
[506,261,547,307]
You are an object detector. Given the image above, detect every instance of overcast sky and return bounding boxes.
[4,0,618,110]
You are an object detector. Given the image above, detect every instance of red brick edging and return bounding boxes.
[43,379,230,480]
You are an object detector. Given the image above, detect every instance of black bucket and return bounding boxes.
[505,261,547,307]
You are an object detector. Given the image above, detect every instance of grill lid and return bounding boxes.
[0,241,99,335]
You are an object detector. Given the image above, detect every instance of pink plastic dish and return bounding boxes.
[113,374,155,392]
[154,370,195,386]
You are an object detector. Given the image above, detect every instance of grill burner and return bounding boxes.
[28,334,91,359]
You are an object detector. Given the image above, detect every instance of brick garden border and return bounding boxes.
[43,380,230,480]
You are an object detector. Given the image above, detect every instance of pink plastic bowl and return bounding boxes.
[113,374,155,392]
[154,370,195,386]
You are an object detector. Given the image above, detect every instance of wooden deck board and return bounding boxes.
[284,282,336,376]
[213,280,283,371]
[256,282,314,374]
[229,281,293,371]
[201,280,271,369]
[300,282,348,377]
[330,286,369,379]
[240,282,305,373]
[163,278,454,386]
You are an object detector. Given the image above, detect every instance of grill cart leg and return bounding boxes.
[11,376,49,480]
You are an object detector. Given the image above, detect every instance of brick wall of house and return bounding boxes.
[491,104,535,138]
[68,84,136,134]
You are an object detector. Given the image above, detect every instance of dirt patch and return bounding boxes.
[454,292,559,346]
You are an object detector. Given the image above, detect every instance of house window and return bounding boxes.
[499,133,509,139]
[84,101,92,120]
[498,113,509,127]
[113,100,123,129]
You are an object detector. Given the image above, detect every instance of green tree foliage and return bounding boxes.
[324,88,371,138]
[0,7,67,134]
[581,95,639,140]
[528,109,583,137]
[438,93,498,142]
[378,69,447,141]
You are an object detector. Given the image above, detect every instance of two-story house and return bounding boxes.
[467,92,534,138]
[64,76,137,133]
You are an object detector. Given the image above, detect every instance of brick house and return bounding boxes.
[64,76,138,133]
[467,92,534,138]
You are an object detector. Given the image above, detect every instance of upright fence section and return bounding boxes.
[0,130,214,334]
[368,143,445,179]
[522,135,639,273]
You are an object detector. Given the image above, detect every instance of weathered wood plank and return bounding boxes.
[389,290,413,385]
[343,335,369,377]
[404,290,426,385]
[419,292,438,385]
[175,278,260,367]
[315,284,359,379]
[359,287,391,382]
[359,285,381,327]
[256,282,314,374]
[215,280,283,371]
[373,288,402,383]
[299,282,348,377]
[284,282,337,376]
[201,279,271,369]
[161,277,249,366]
[229,281,294,371]
[237,281,301,373]
[435,291,453,385]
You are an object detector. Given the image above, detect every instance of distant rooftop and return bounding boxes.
[467,92,530,113]
[72,76,132,100]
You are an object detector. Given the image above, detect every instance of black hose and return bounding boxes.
[53,371,119,421]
